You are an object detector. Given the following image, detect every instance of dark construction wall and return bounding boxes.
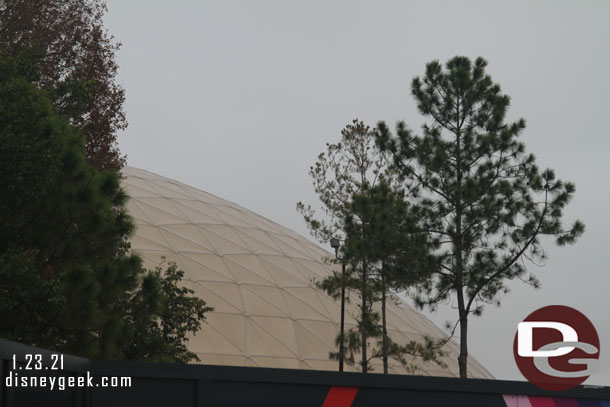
[1,338,608,407]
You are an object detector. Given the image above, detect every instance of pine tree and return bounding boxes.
[298,119,393,372]
[377,56,584,378]
[344,183,444,374]
[300,120,445,373]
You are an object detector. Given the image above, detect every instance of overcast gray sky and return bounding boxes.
[104,0,609,384]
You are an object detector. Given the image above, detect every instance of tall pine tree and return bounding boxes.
[377,56,584,378]
[298,119,393,372]
[300,120,445,373]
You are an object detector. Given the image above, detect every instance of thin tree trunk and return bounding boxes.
[456,287,468,378]
[455,212,468,379]
[381,268,388,374]
[455,96,468,379]
[339,260,346,372]
[361,259,368,373]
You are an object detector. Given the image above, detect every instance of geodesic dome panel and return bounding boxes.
[122,167,493,378]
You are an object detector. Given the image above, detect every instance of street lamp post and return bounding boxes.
[330,237,345,372]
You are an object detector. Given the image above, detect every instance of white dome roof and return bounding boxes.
[122,166,493,378]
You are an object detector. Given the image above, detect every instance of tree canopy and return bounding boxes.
[298,120,392,372]
[0,0,127,171]
[344,183,444,373]
[0,51,210,362]
[300,120,444,373]
[377,56,584,378]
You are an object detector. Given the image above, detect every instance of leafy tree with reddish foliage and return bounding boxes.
[0,0,127,170]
